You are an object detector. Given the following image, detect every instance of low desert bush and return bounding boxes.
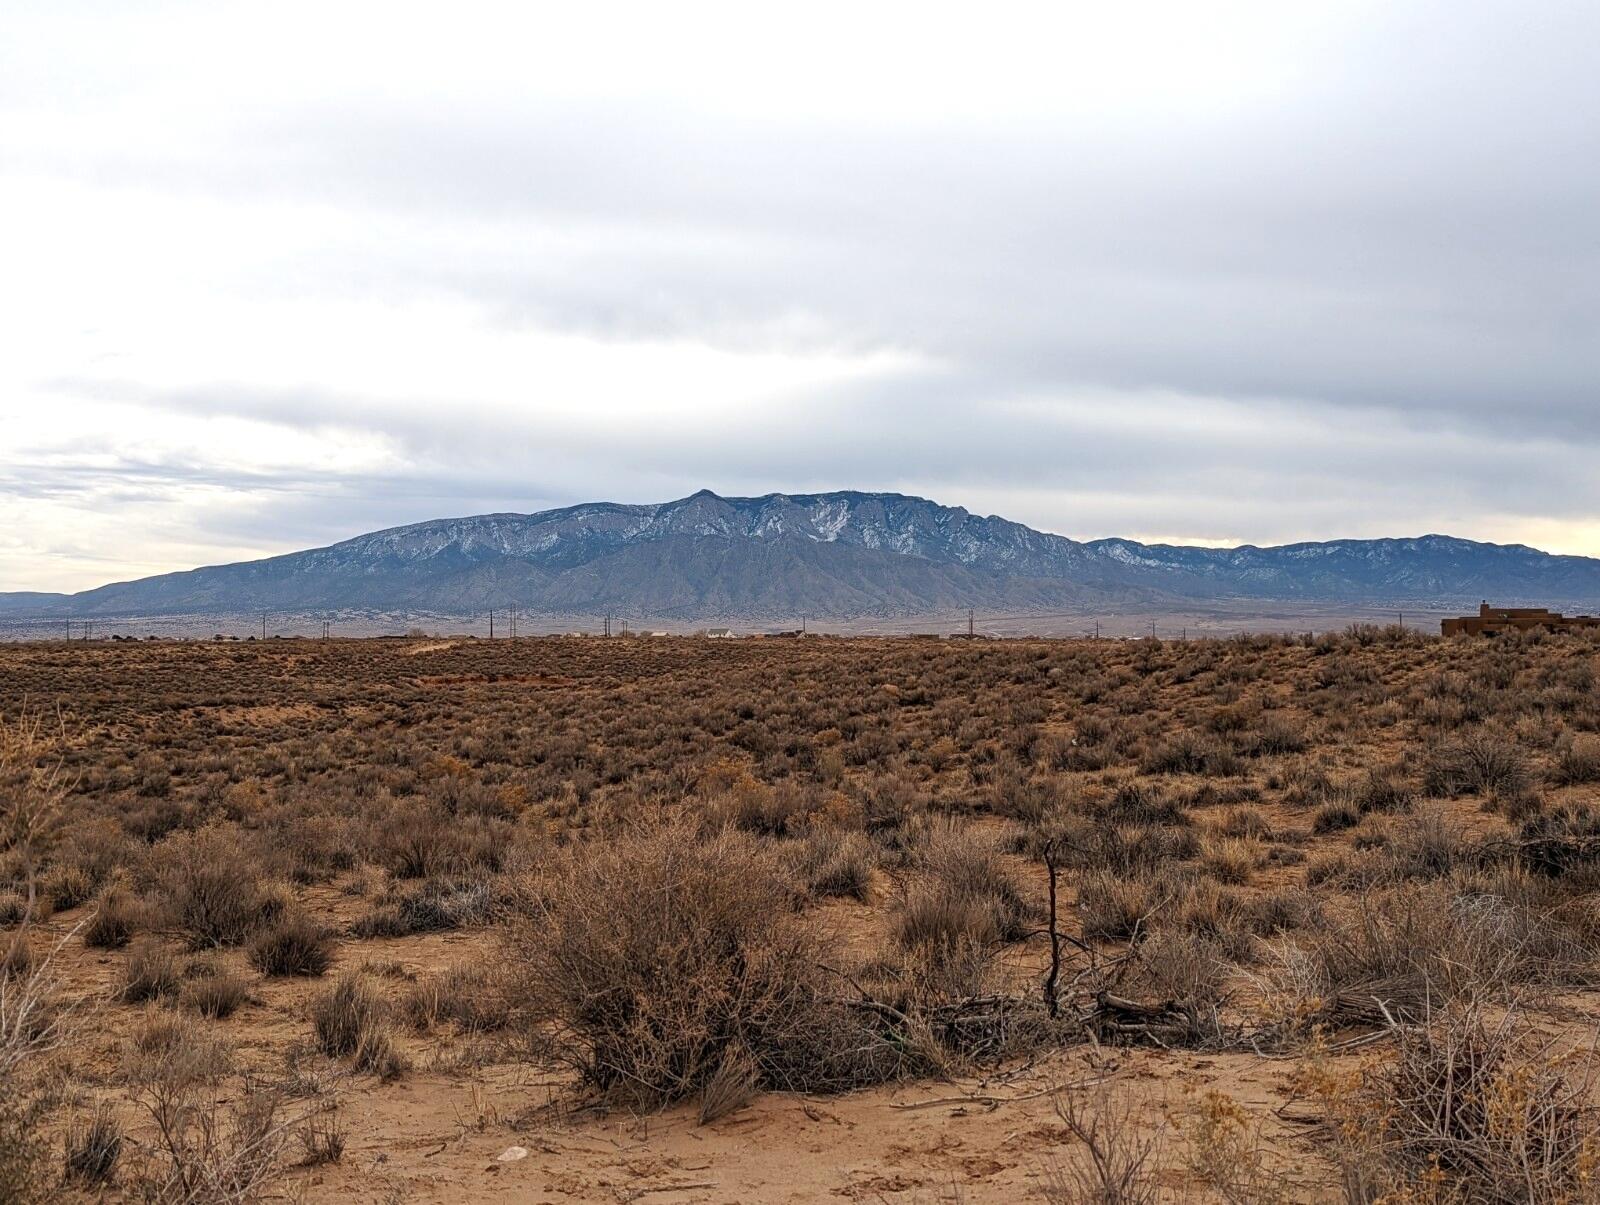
[378,803,509,880]
[349,875,494,938]
[120,938,182,1004]
[501,821,913,1107]
[122,1009,234,1087]
[40,863,94,912]
[1184,1091,1290,1205]
[311,971,408,1080]
[1128,929,1230,1013]
[247,913,335,977]
[787,828,875,901]
[1549,734,1600,787]
[1517,804,1600,880]
[297,1107,345,1167]
[1093,780,1192,828]
[905,823,1033,942]
[83,884,146,950]
[1251,714,1308,756]
[1142,732,1242,778]
[181,969,251,1020]
[1312,796,1363,834]
[1199,835,1266,885]
[1215,806,1273,840]
[1425,731,1530,799]
[0,935,32,981]
[402,963,510,1032]
[1397,809,1476,879]
[145,827,282,949]
[709,778,815,837]
[1355,764,1416,815]
[310,972,384,1059]
[127,1076,293,1202]
[1077,871,1157,942]
[1268,879,1599,1029]
[891,882,1004,997]
[1059,820,1199,876]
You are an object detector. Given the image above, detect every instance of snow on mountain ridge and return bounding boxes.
[14,490,1600,621]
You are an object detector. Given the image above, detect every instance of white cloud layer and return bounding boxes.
[2,0,1598,591]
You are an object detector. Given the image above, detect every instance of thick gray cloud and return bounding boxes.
[3,0,1599,590]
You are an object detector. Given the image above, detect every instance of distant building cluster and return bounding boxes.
[1442,602,1600,636]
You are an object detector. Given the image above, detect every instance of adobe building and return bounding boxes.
[1442,601,1600,636]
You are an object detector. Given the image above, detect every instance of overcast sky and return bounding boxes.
[3,1,1598,592]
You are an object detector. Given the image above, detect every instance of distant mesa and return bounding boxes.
[4,490,1600,622]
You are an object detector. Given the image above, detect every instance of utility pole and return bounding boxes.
[261,613,266,641]
[968,607,975,638]
[1094,620,1100,640]
[1150,619,1157,639]
[489,609,495,639]
[603,614,611,638]
[801,614,807,635]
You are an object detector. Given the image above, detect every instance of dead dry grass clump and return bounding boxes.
[1517,804,1600,881]
[120,938,183,1004]
[247,912,335,977]
[63,1104,123,1187]
[378,802,508,880]
[1256,877,1600,1036]
[903,823,1034,941]
[402,963,510,1033]
[311,971,408,1080]
[41,862,94,912]
[349,874,494,938]
[122,1008,235,1087]
[83,882,147,950]
[1047,816,1199,877]
[1077,871,1157,943]
[1332,807,1476,887]
[786,827,876,901]
[1305,1004,1598,1203]
[502,821,919,1108]
[1126,929,1230,1018]
[1198,834,1268,885]
[181,966,251,1020]
[708,777,818,836]
[891,883,1005,999]
[0,1092,46,1205]
[1549,734,1600,787]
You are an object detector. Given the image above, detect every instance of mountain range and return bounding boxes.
[5,490,1600,621]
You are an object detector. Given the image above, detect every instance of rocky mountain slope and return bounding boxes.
[5,490,1600,619]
